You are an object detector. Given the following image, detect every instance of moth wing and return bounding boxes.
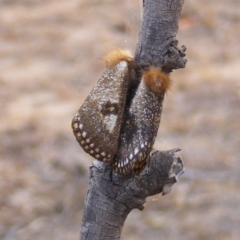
[72,61,130,162]
[113,70,167,175]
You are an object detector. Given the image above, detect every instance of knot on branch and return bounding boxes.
[162,41,187,72]
[91,148,184,211]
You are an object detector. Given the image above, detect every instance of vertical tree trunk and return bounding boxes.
[135,0,186,69]
[79,1,186,239]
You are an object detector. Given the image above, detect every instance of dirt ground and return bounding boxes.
[0,0,240,239]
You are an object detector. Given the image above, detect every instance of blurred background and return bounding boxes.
[0,0,240,239]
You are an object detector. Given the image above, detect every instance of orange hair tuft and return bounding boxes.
[103,49,133,67]
[143,67,171,93]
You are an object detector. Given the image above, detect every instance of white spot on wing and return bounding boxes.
[134,147,139,155]
[82,132,87,138]
[79,123,83,129]
[103,114,117,133]
[118,61,128,70]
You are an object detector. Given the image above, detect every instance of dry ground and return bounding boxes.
[0,0,240,239]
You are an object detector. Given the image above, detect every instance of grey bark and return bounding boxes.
[80,0,186,239]
[135,0,186,71]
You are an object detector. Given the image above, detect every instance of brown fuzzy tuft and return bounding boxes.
[103,49,133,67]
[143,67,171,93]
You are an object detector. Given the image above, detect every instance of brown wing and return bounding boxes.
[113,68,170,175]
[72,60,131,162]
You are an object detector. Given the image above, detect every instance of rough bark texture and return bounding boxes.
[80,149,183,240]
[135,0,186,72]
[79,0,186,239]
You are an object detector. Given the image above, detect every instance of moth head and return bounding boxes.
[143,67,171,93]
[103,49,133,67]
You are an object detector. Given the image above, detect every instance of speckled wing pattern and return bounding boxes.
[112,79,165,175]
[72,61,130,162]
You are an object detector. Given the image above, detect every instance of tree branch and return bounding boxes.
[135,0,186,72]
[80,149,183,240]
[79,0,186,239]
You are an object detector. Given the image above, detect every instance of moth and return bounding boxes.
[112,67,171,175]
[72,50,134,162]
